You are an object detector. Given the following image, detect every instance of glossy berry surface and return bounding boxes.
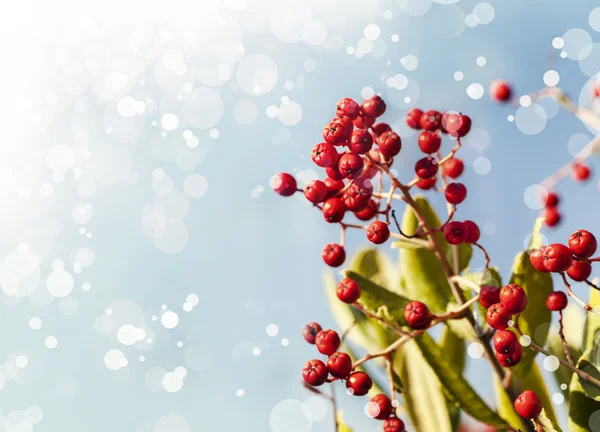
[383,418,406,432]
[361,95,386,118]
[415,157,439,179]
[496,343,522,367]
[416,177,437,190]
[406,108,423,129]
[346,371,373,396]
[378,131,402,158]
[420,110,442,131]
[572,162,591,182]
[272,173,297,197]
[404,301,432,329]
[367,220,390,244]
[546,291,568,311]
[529,246,548,272]
[443,158,464,178]
[567,260,592,282]
[342,178,372,211]
[443,221,468,245]
[302,359,328,386]
[348,129,373,154]
[493,330,518,355]
[371,122,392,138]
[486,303,512,330]
[322,198,346,223]
[543,243,574,273]
[514,390,542,419]
[315,329,341,356]
[479,285,501,309]
[368,394,393,420]
[324,177,344,197]
[336,97,359,119]
[311,142,339,168]
[499,283,528,314]
[323,121,349,144]
[568,230,597,259]
[327,352,352,378]
[463,220,480,243]
[353,108,375,129]
[354,199,378,221]
[338,153,365,179]
[336,278,361,304]
[442,112,471,137]
[322,243,346,267]
[302,322,322,344]
[418,130,442,154]
[304,180,328,204]
[445,182,467,205]
[490,79,512,102]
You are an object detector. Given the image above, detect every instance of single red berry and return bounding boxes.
[443,158,464,179]
[302,322,322,344]
[368,394,393,420]
[324,177,345,197]
[544,191,559,207]
[338,153,365,179]
[336,278,361,304]
[378,131,402,158]
[418,130,442,154]
[367,220,390,245]
[353,108,376,129]
[336,97,360,120]
[445,182,467,205]
[383,418,406,432]
[302,359,328,386]
[486,303,512,330]
[404,301,432,329]
[332,115,354,136]
[327,352,352,378]
[514,390,542,419]
[323,121,349,144]
[315,329,341,356]
[572,162,591,182]
[346,371,373,396]
[406,108,423,129]
[416,177,437,190]
[326,163,345,181]
[371,122,392,139]
[567,260,592,282]
[463,220,480,243]
[420,110,442,131]
[490,79,512,102]
[311,142,339,168]
[543,243,574,273]
[568,230,597,259]
[499,283,528,314]
[272,173,297,197]
[415,157,439,179]
[304,180,328,204]
[496,343,522,367]
[529,246,549,273]
[443,221,468,245]
[493,330,518,355]
[442,112,472,137]
[361,95,386,118]
[322,243,346,267]
[543,206,561,227]
[322,198,346,223]
[348,129,374,154]
[342,178,373,211]
[479,285,501,309]
[355,199,378,221]
[546,291,568,311]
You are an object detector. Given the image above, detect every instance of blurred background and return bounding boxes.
[0,0,600,430]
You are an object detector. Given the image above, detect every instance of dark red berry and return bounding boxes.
[336,278,361,303]
[342,178,373,211]
[486,303,512,330]
[479,285,500,309]
[546,291,568,311]
[326,163,345,180]
[312,143,339,168]
[443,158,464,179]
[322,197,346,223]
[543,243,574,273]
[493,330,518,355]
[348,129,374,154]
[378,131,402,158]
[568,230,597,259]
[338,153,365,179]
[420,110,442,131]
[361,95,386,118]
[354,199,378,221]
[336,98,360,120]
[442,112,471,137]
[272,173,297,197]
[544,207,561,227]
[529,247,548,272]
[302,359,328,386]
[544,191,559,207]
[371,122,392,139]
[304,180,328,204]
[353,108,376,129]
[463,220,480,243]
[404,301,432,329]
[572,162,591,182]
[322,244,345,267]
[416,177,437,190]
[496,343,522,367]
[367,220,390,244]
[567,260,592,281]
[490,79,512,102]
[499,283,528,314]
[445,182,467,205]
[514,390,542,419]
[415,157,439,179]
[406,108,423,129]
[332,115,353,136]
[368,394,393,420]
[383,418,406,432]
[323,122,349,144]
[443,221,468,245]
[327,352,352,378]
[346,371,372,396]
[418,130,442,154]
[302,322,322,344]
[324,177,344,197]
[315,329,341,356]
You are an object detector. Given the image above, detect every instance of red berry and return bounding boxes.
[272,173,297,197]
[493,330,518,355]
[315,329,341,356]
[326,163,345,181]
[302,359,328,386]
[404,301,432,329]
[348,129,374,154]
[302,322,322,344]
[324,177,345,197]
[322,244,346,267]
[323,121,349,144]
[312,143,339,168]
[496,343,522,367]
[355,199,378,221]
[338,153,365,179]
[342,178,373,211]
[322,198,346,223]
[418,130,442,154]
[529,246,548,272]
[336,97,360,120]
[406,108,423,129]
[416,177,437,190]
[544,207,561,227]
[486,303,512,330]
[543,243,574,273]
[367,220,390,244]
[514,390,542,419]
[479,285,501,309]
[361,161,379,179]
[378,131,402,158]
[572,162,591,182]
[490,79,512,102]
[361,95,386,118]
[568,230,597,259]
[327,352,352,378]
[463,220,480,243]
[383,418,406,432]
[567,260,592,282]
[420,110,442,131]
[443,221,468,245]
[336,278,361,303]
[415,157,439,179]
[499,283,528,314]
[442,112,472,137]
[346,371,372,396]
[304,180,328,204]
[371,122,392,139]
[546,291,568,311]
[368,394,393,420]
[332,115,354,136]
[353,108,376,129]
[445,182,467,205]
[443,158,464,179]
[544,191,559,207]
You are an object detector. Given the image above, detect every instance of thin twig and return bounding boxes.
[558,310,575,366]
[474,243,491,269]
[560,272,600,316]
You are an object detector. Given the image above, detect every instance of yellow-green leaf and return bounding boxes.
[577,351,600,402]
[350,248,397,293]
[337,412,352,432]
[441,328,466,430]
[537,408,562,431]
[583,287,600,354]
[568,355,600,432]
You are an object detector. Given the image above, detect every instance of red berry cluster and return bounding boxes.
[541,163,592,228]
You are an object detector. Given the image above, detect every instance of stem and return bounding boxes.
[560,272,600,316]
[558,310,575,366]
[474,242,491,269]
[386,354,395,400]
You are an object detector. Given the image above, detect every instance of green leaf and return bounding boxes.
[391,238,428,250]
[537,408,563,431]
[547,333,580,403]
[577,354,600,402]
[337,413,352,432]
[413,332,507,427]
[441,328,466,429]
[446,243,473,274]
[568,354,600,432]
[583,287,600,354]
[350,248,397,292]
